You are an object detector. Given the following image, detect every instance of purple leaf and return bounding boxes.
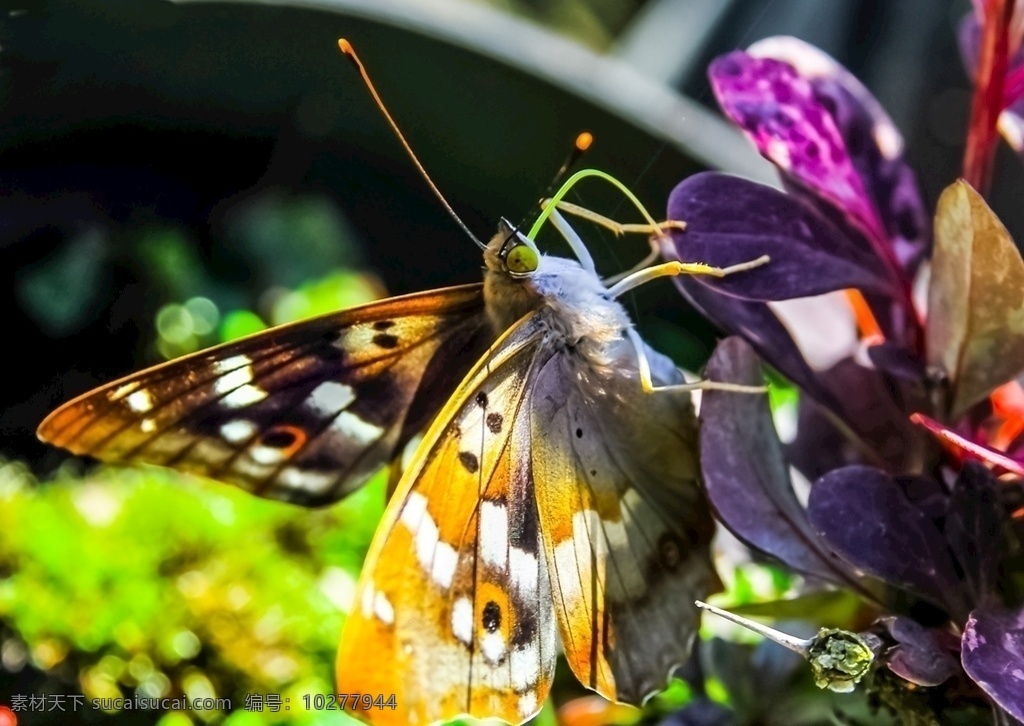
[895,475,950,522]
[812,357,929,471]
[865,341,926,383]
[786,399,864,481]
[747,36,931,276]
[807,466,967,617]
[944,463,1003,608]
[880,616,960,687]
[709,50,889,262]
[700,337,854,585]
[786,357,929,475]
[667,173,893,300]
[962,605,1024,721]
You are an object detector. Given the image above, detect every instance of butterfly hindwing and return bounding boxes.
[337,314,557,726]
[530,341,717,704]
[37,285,491,505]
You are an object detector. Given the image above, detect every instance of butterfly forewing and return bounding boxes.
[337,314,558,726]
[38,285,491,505]
[529,344,717,704]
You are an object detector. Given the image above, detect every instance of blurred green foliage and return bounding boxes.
[0,456,381,725]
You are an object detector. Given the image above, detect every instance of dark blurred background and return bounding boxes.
[0,0,987,473]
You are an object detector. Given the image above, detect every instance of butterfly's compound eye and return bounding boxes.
[505,243,539,275]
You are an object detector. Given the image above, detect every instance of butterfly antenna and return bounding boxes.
[338,39,487,250]
[515,132,593,233]
[553,132,594,188]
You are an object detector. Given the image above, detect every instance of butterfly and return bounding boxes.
[36,38,763,726]
[38,214,722,724]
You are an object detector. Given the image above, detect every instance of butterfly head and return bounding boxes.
[486,219,540,278]
[482,219,546,331]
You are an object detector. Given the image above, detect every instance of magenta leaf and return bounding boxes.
[746,36,930,276]
[699,337,855,585]
[709,51,888,260]
[962,605,1024,721]
[911,412,1024,477]
[667,172,894,300]
[807,466,967,617]
[960,12,1024,162]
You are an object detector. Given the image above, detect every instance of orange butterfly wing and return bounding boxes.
[530,345,718,704]
[337,315,557,726]
[38,285,490,505]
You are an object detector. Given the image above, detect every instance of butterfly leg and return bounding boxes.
[606,257,769,298]
[625,327,767,395]
[539,197,686,283]
[542,199,686,237]
[546,208,597,273]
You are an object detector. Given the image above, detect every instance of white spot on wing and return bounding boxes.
[509,547,538,596]
[609,492,650,597]
[278,467,337,495]
[554,509,607,607]
[518,693,538,718]
[250,446,286,465]
[510,640,539,690]
[331,412,383,444]
[451,597,473,645]
[399,492,457,589]
[373,590,395,625]
[431,542,458,589]
[479,500,508,568]
[214,354,252,375]
[215,363,252,392]
[621,488,643,514]
[554,538,583,606]
[414,509,440,577]
[231,456,275,481]
[213,355,267,407]
[481,631,506,664]
[221,419,257,444]
[109,382,139,401]
[126,389,154,413]
[140,418,156,433]
[602,516,628,551]
[400,492,428,531]
[308,381,355,416]
[221,384,268,408]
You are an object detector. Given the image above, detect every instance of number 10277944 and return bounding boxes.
[302,694,398,711]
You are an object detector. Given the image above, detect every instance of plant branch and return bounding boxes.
[964,0,1016,196]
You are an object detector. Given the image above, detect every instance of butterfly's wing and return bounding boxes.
[38,285,492,505]
[337,314,557,726]
[529,342,718,704]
